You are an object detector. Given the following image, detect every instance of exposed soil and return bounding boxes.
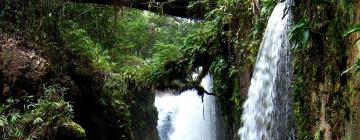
[0,33,49,100]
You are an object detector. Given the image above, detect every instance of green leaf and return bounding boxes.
[290,17,310,49]
[343,24,360,37]
[33,117,44,125]
[14,129,23,137]
[302,30,309,48]
[10,113,20,124]
[0,106,4,113]
[0,115,6,127]
[356,58,360,72]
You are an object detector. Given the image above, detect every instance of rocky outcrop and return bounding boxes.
[127,83,159,140]
[344,0,360,139]
[0,33,160,140]
[0,33,89,139]
[0,34,49,100]
[291,1,357,139]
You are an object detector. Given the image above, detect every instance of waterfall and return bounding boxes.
[238,1,294,140]
[155,75,221,140]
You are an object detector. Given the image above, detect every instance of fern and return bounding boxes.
[14,129,23,138]
[290,17,310,50]
[32,117,43,125]
[0,115,6,127]
[9,113,20,125]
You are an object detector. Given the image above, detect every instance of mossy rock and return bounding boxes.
[56,120,86,140]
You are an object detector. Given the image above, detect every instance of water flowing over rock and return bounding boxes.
[155,75,223,140]
[238,1,294,140]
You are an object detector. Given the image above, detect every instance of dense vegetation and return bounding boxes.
[0,0,197,139]
[291,1,357,139]
[0,0,359,139]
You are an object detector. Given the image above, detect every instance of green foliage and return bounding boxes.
[36,85,73,117]
[183,0,260,135]
[342,24,360,73]
[1,0,66,41]
[261,0,277,18]
[292,76,313,140]
[355,59,360,72]
[314,128,324,140]
[61,20,113,71]
[292,0,354,139]
[20,85,74,139]
[2,0,195,73]
[0,99,26,139]
[205,6,231,28]
[341,58,360,75]
[343,24,360,37]
[114,10,154,58]
[0,85,77,139]
[1,0,200,139]
[59,120,86,139]
[101,74,129,116]
[0,115,6,127]
[0,0,263,139]
[290,17,310,50]
[98,74,133,135]
[188,0,212,18]
[182,23,217,55]
[210,57,228,93]
[151,42,181,67]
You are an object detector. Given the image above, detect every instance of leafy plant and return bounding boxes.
[340,24,360,75]
[342,24,360,37]
[290,17,310,50]
[261,0,277,17]
[61,21,113,71]
[0,84,78,139]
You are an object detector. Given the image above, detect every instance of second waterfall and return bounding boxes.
[155,75,224,140]
[238,1,294,140]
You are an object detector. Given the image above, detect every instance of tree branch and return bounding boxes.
[178,82,219,97]
[69,0,204,19]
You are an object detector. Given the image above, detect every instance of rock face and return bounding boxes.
[126,82,160,140]
[290,1,359,139]
[0,34,49,100]
[345,1,360,139]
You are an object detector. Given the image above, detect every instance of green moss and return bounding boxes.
[59,120,86,139]
[291,0,354,139]
[292,76,313,140]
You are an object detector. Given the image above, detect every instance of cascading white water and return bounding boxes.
[155,75,219,140]
[238,1,293,140]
